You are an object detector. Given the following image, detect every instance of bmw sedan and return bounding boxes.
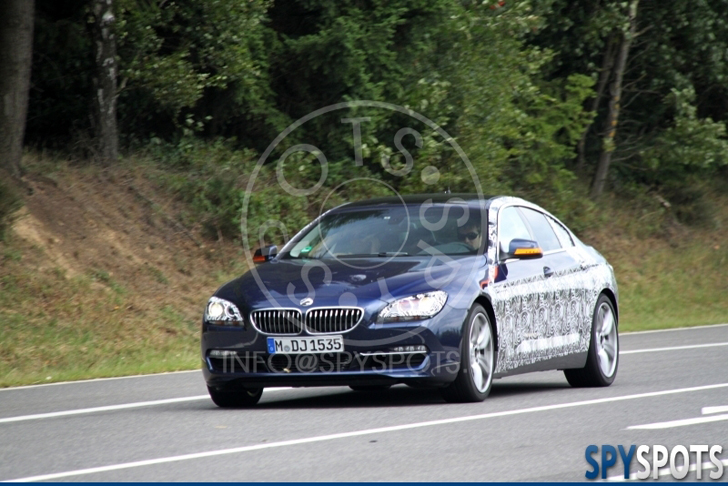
[202,194,619,406]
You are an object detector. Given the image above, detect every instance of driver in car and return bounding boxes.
[457,221,483,251]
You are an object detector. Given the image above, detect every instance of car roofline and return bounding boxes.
[331,193,495,210]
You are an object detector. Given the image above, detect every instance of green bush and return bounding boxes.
[147,137,255,239]
[662,182,716,229]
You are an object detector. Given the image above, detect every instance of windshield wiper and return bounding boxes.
[334,252,410,258]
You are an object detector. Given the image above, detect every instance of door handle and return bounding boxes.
[543,266,554,278]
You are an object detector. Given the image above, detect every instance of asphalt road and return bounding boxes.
[1,324,727,482]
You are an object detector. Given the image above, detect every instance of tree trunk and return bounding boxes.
[90,0,119,162]
[577,35,616,172]
[0,0,35,178]
[590,0,639,199]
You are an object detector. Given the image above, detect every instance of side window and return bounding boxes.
[498,206,532,258]
[548,217,574,248]
[518,207,561,252]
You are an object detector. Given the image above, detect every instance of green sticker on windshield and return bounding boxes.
[301,246,312,253]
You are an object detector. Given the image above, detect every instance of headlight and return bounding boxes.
[205,297,244,326]
[378,291,448,323]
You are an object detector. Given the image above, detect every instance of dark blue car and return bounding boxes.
[202,194,619,406]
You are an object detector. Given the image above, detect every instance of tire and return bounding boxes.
[441,304,495,403]
[349,385,392,392]
[564,294,619,387]
[207,385,263,408]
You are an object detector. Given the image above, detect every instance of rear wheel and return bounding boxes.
[207,385,263,408]
[564,294,618,387]
[441,304,494,403]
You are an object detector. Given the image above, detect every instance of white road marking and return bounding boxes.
[0,370,201,392]
[0,342,725,423]
[0,388,291,425]
[0,396,209,424]
[703,405,728,414]
[627,413,728,430]
[620,342,728,355]
[5,382,728,482]
[607,458,728,481]
[622,322,728,335]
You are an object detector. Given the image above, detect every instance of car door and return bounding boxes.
[545,212,594,361]
[517,207,586,365]
[490,205,549,373]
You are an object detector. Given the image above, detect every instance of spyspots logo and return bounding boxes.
[585,444,725,480]
[240,100,486,326]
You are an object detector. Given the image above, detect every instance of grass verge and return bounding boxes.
[583,193,728,332]
[0,246,199,387]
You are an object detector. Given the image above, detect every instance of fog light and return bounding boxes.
[209,349,237,358]
[390,345,427,353]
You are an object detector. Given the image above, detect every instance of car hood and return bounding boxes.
[216,256,485,310]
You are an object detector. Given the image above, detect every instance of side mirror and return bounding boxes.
[253,245,277,264]
[503,238,543,260]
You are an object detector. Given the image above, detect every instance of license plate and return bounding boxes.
[267,335,344,354]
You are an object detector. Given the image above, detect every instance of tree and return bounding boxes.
[590,0,639,199]
[89,0,118,161]
[115,0,277,146]
[0,0,35,177]
[533,0,728,202]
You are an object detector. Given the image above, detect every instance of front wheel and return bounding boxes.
[207,385,263,408]
[441,304,495,403]
[564,294,619,387]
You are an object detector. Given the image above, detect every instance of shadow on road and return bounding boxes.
[187,379,572,411]
[490,381,571,398]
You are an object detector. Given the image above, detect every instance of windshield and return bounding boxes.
[283,204,486,259]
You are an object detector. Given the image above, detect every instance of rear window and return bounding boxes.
[548,216,574,247]
[518,207,561,252]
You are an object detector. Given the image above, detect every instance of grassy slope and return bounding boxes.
[581,193,728,332]
[0,156,726,387]
[0,156,248,387]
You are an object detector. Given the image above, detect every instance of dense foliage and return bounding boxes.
[533,0,728,200]
[24,0,728,240]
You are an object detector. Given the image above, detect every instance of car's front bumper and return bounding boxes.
[201,310,467,389]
